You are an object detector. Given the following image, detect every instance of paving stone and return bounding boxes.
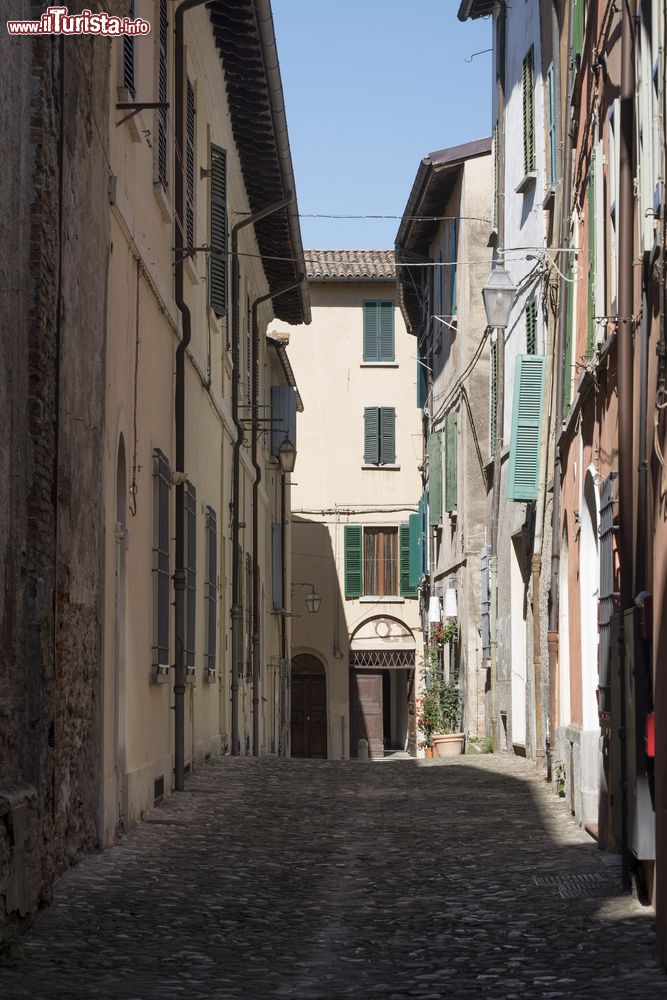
[0,754,666,998]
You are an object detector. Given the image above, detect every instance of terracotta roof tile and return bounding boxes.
[305,250,395,282]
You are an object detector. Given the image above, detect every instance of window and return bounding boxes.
[545,63,556,188]
[209,144,228,316]
[364,407,395,465]
[185,78,196,254]
[607,100,620,312]
[204,507,217,680]
[492,120,500,230]
[508,355,546,501]
[522,47,535,176]
[245,553,253,678]
[490,337,498,453]
[525,299,538,354]
[185,481,196,675]
[156,0,168,188]
[344,525,417,599]
[563,251,575,415]
[122,1,136,95]
[448,220,458,316]
[586,156,597,358]
[363,300,395,362]
[246,293,252,403]
[152,449,171,678]
[428,431,443,526]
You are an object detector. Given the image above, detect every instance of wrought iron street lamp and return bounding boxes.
[482,263,516,330]
[278,436,296,474]
[305,589,321,614]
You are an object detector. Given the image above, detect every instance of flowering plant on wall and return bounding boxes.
[430,618,458,648]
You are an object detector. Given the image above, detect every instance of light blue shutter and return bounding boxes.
[271,386,297,458]
[379,301,395,361]
[400,524,417,597]
[380,407,395,464]
[508,355,546,501]
[428,431,443,526]
[363,301,378,361]
[364,407,379,464]
[344,525,363,598]
[408,512,421,589]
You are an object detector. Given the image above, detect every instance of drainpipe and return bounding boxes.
[230,197,292,757]
[617,0,637,889]
[173,0,208,792]
[250,278,304,757]
[489,0,507,753]
[547,0,575,773]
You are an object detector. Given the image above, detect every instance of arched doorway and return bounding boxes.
[291,654,327,758]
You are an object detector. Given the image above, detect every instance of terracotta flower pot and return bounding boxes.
[424,747,433,759]
[431,733,465,758]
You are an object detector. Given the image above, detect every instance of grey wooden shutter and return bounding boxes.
[490,338,498,453]
[522,47,535,174]
[480,545,490,660]
[185,481,197,670]
[364,407,379,464]
[272,524,283,610]
[186,79,196,253]
[445,410,457,512]
[363,301,378,361]
[272,386,297,458]
[508,355,546,501]
[428,431,443,526]
[344,525,363,598]
[123,0,136,94]
[209,143,227,316]
[379,301,395,361]
[380,407,396,464]
[400,523,417,597]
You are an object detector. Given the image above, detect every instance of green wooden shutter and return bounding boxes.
[344,525,363,598]
[379,407,396,464]
[417,337,427,408]
[490,339,498,453]
[364,407,379,464]
[563,252,575,415]
[363,301,378,361]
[209,143,227,317]
[546,63,556,186]
[428,431,443,526]
[445,410,458,512]
[408,512,421,589]
[525,300,537,354]
[572,0,584,60]
[508,355,546,501]
[450,220,458,316]
[522,48,535,174]
[400,523,417,597]
[420,492,428,576]
[379,301,395,361]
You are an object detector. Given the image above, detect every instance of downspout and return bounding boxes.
[250,278,304,758]
[547,0,575,772]
[489,0,507,753]
[617,0,637,890]
[173,0,208,792]
[230,196,292,757]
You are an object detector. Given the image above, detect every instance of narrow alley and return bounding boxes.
[1,755,663,999]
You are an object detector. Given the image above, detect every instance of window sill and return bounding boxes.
[153,181,173,224]
[359,596,405,604]
[360,362,398,368]
[204,668,218,684]
[186,667,196,684]
[542,186,555,210]
[362,463,401,471]
[151,664,171,685]
[515,171,537,194]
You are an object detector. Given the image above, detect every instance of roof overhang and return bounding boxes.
[395,137,492,334]
[207,0,311,326]
[457,0,499,21]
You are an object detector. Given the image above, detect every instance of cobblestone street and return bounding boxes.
[1,754,665,999]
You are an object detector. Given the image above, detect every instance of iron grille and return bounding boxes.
[350,649,415,669]
[598,472,618,722]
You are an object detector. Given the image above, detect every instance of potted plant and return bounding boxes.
[430,617,459,649]
[417,644,465,758]
[431,681,465,758]
[416,678,443,759]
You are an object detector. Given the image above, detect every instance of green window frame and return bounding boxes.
[522,47,536,175]
[363,300,395,362]
[364,407,396,465]
[508,355,546,502]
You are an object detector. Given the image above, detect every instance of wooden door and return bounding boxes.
[349,670,384,758]
[291,673,327,758]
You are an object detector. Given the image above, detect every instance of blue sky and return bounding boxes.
[272,1,492,249]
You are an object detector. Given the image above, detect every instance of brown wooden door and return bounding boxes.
[291,674,327,758]
[350,670,384,758]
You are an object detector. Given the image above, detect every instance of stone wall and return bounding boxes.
[0,10,119,926]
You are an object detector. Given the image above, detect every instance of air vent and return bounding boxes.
[153,775,164,806]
